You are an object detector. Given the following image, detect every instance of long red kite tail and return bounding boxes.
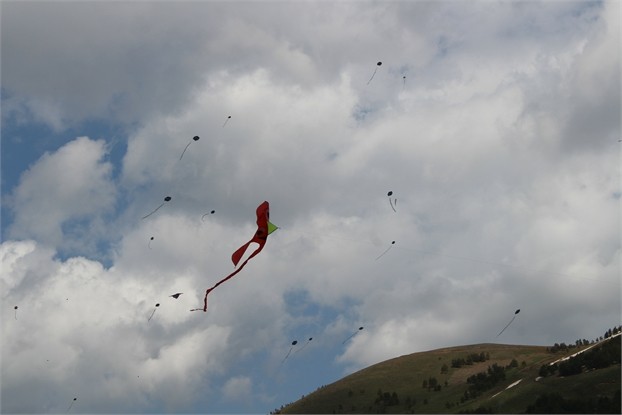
[190,287,214,312]
[190,244,266,312]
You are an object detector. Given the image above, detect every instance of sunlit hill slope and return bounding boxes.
[276,330,621,414]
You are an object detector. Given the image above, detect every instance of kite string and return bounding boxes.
[295,340,311,354]
[342,331,359,344]
[201,211,215,221]
[281,347,294,364]
[142,203,165,220]
[375,242,395,261]
[389,198,396,212]
[496,316,516,338]
[367,68,378,85]
[179,142,192,160]
[375,245,393,261]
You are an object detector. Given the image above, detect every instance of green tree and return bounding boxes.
[428,377,438,389]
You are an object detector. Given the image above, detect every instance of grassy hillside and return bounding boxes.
[277,337,620,414]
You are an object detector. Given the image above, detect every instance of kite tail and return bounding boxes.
[375,245,394,260]
[367,69,377,85]
[496,316,516,337]
[190,256,256,312]
[190,287,213,312]
[142,203,164,220]
[179,142,192,160]
[281,347,295,364]
[295,341,310,354]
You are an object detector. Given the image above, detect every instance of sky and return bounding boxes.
[1,0,620,413]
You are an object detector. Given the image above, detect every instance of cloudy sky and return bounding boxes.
[1,0,620,413]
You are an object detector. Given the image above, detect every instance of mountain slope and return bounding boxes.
[277,337,620,414]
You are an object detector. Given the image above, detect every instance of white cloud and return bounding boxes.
[7,137,116,256]
[0,240,55,296]
[0,240,235,413]
[222,375,253,403]
[1,1,619,412]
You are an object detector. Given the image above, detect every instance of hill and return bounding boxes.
[276,331,620,414]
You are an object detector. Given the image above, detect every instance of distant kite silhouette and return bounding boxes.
[66,397,77,412]
[403,75,406,88]
[387,191,397,212]
[147,303,160,322]
[375,241,395,260]
[223,115,232,127]
[282,340,298,363]
[367,62,382,85]
[201,210,216,221]
[343,326,364,344]
[169,293,183,299]
[191,201,278,312]
[496,309,520,337]
[179,135,200,160]
[14,306,18,320]
[142,196,171,219]
[148,237,154,249]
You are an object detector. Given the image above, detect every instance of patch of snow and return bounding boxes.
[549,332,621,366]
[490,378,522,399]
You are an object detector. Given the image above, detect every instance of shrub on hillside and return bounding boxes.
[526,391,621,413]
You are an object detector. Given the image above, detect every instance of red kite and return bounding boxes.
[192,201,277,312]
